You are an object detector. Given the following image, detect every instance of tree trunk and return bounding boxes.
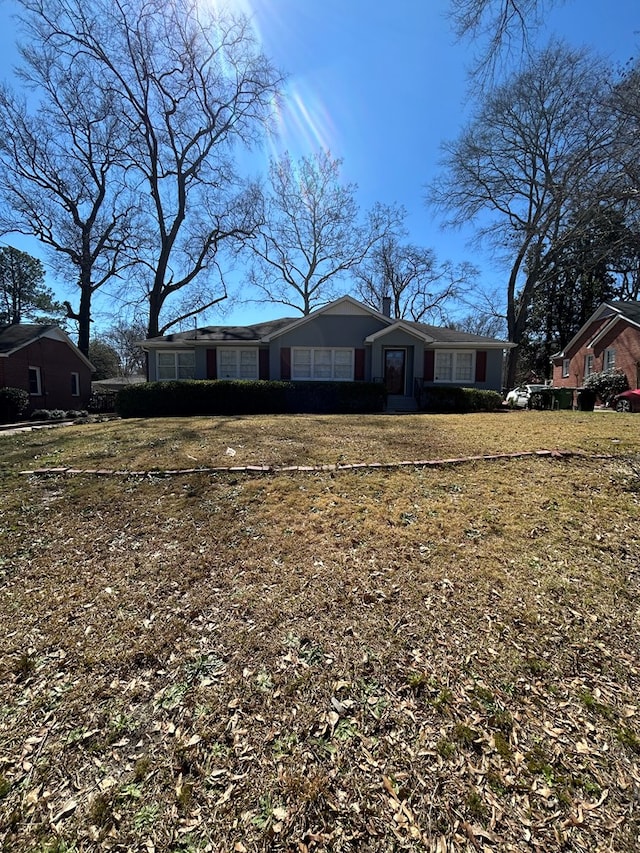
[77,268,93,357]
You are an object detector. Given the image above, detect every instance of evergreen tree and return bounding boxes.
[0,246,63,325]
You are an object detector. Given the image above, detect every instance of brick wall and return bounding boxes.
[552,319,640,389]
[2,337,92,410]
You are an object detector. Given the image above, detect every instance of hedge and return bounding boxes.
[115,380,387,418]
[418,385,503,413]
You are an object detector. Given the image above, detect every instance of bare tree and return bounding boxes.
[606,57,640,299]
[0,34,137,354]
[247,150,402,315]
[17,0,283,338]
[449,0,561,79]
[354,235,472,322]
[102,318,147,376]
[448,310,507,338]
[429,43,617,387]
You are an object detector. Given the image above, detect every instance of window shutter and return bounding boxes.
[206,348,217,379]
[475,351,487,383]
[280,347,291,380]
[354,348,365,380]
[423,350,434,382]
[259,349,269,380]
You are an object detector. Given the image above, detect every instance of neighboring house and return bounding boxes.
[142,296,512,407]
[91,375,147,394]
[551,301,640,390]
[0,324,94,411]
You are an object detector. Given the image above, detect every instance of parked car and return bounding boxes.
[611,389,640,413]
[505,384,549,409]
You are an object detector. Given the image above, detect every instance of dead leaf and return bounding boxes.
[215,784,235,806]
[51,799,78,823]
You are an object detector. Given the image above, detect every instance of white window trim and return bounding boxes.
[434,350,476,384]
[156,350,196,381]
[71,372,80,396]
[291,347,354,381]
[604,348,616,371]
[584,353,594,378]
[28,366,42,395]
[217,347,259,380]
[562,358,570,378]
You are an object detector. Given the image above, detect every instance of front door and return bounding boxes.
[384,349,406,395]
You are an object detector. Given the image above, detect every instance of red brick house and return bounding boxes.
[551,301,640,390]
[0,324,94,411]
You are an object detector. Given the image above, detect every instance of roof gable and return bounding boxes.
[365,320,436,344]
[260,295,393,341]
[0,324,94,369]
[557,301,640,358]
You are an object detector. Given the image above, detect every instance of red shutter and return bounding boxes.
[354,348,365,380]
[259,349,269,380]
[424,350,434,382]
[206,348,217,379]
[280,347,291,380]
[475,351,487,383]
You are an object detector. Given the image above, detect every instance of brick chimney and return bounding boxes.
[382,296,391,317]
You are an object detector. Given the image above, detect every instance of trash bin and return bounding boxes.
[551,388,574,410]
[577,389,596,411]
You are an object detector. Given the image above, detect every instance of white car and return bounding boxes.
[505,384,548,408]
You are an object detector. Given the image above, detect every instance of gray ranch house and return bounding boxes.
[142,296,511,408]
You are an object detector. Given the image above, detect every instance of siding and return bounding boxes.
[275,315,387,347]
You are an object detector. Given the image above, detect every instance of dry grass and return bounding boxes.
[2,409,638,473]
[0,411,639,852]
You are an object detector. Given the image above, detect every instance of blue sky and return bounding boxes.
[0,0,638,330]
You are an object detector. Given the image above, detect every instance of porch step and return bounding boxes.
[385,394,418,413]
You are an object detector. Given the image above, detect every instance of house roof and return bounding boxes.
[144,317,297,346]
[92,375,147,392]
[551,301,640,360]
[142,296,512,349]
[0,323,56,354]
[403,319,511,346]
[0,324,94,369]
[607,300,640,324]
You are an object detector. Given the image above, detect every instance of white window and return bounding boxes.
[562,359,570,378]
[434,351,474,383]
[435,352,452,381]
[584,354,594,377]
[157,351,196,381]
[71,372,80,396]
[604,348,616,370]
[291,348,354,381]
[28,366,42,395]
[218,348,258,380]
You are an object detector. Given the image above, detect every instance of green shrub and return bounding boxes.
[419,386,502,413]
[583,369,629,405]
[115,380,386,418]
[284,381,386,414]
[0,387,29,423]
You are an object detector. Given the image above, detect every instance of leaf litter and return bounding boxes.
[0,414,639,851]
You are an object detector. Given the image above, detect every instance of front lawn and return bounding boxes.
[0,412,639,851]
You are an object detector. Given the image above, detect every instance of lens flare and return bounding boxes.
[201,0,338,162]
